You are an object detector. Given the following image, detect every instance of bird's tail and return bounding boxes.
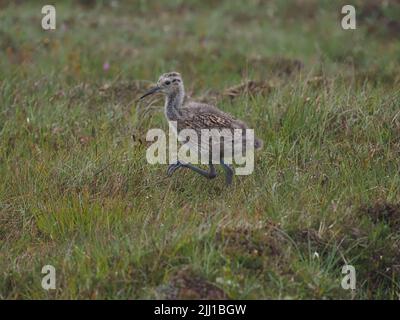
[254,137,263,150]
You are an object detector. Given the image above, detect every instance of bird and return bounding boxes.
[140,72,263,185]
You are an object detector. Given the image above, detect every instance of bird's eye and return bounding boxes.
[165,81,171,85]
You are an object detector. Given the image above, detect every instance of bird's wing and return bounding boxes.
[178,103,246,131]
[184,112,234,130]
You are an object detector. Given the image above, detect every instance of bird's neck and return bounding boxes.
[165,88,184,120]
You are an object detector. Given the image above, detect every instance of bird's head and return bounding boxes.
[140,72,184,99]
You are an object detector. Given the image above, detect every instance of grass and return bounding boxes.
[1,0,400,299]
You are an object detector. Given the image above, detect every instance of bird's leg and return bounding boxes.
[181,162,217,180]
[167,161,217,180]
[167,161,184,176]
[220,159,234,185]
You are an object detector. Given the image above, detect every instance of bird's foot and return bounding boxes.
[167,161,183,176]
[225,174,233,186]
[221,160,234,186]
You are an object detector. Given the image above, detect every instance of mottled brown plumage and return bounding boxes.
[140,72,262,185]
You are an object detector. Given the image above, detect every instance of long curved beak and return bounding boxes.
[140,86,161,99]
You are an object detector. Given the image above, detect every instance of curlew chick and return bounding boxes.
[140,72,262,185]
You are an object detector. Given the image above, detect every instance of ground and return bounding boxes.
[0,0,399,299]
